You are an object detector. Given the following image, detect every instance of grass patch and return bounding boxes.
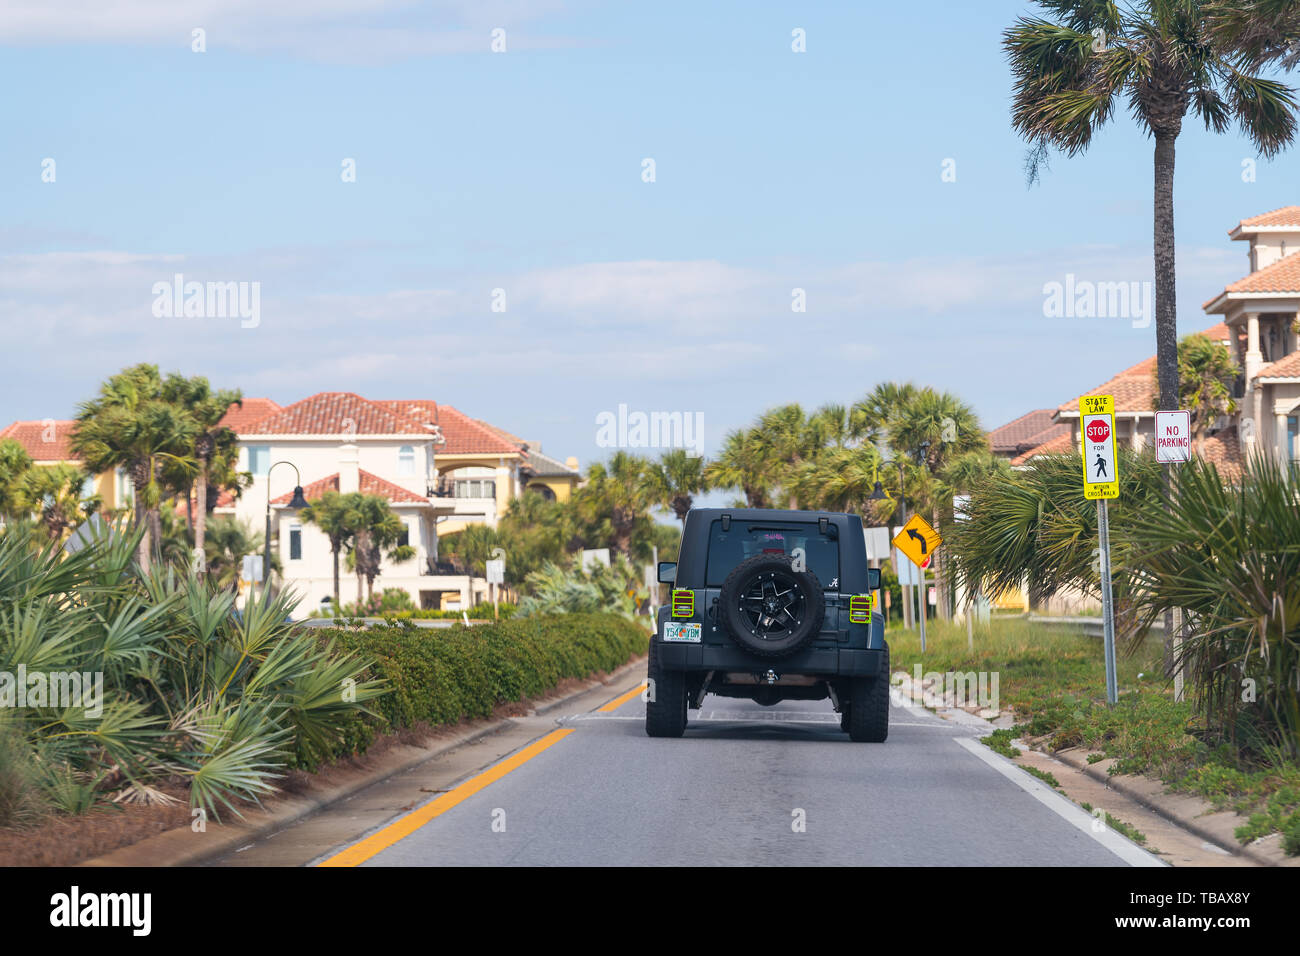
[888,617,1300,854]
[1022,765,1061,789]
[982,728,1021,758]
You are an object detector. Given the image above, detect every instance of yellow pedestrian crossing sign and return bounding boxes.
[893,514,941,569]
[1080,394,1119,500]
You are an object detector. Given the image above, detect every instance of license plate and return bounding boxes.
[663,622,702,643]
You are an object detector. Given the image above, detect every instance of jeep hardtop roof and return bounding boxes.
[674,508,869,590]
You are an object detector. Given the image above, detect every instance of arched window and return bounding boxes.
[397,445,415,476]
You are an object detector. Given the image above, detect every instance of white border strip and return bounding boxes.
[952,736,1166,868]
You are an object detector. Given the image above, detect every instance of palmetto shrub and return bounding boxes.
[947,448,1163,611]
[1125,456,1300,758]
[951,451,1300,758]
[517,559,643,618]
[0,519,384,823]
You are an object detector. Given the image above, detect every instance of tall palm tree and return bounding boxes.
[641,449,710,526]
[1005,0,1298,415]
[71,364,193,571]
[299,490,359,609]
[885,387,985,619]
[349,493,416,603]
[706,428,776,507]
[161,374,242,566]
[1209,1,1300,71]
[575,452,649,557]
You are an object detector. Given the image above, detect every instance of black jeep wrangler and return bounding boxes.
[647,508,889,742]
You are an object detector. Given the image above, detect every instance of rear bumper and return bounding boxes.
[657,641,885,678]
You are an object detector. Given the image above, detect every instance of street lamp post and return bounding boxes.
[264,461,309,602]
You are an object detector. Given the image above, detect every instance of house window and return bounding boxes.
[247,445,270,477]
[1289,416,1300,462]
[398,445,415,476]
[398,520,410,548]
[454,479,495,499]
[289,523,302,561]
[80,475,96,501]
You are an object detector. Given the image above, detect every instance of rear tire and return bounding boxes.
[645,640,688,738]
[847,646,889,743]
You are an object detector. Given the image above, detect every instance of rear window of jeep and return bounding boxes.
[704,521,840,589]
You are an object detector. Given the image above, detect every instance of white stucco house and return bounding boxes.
[215,392,580,614]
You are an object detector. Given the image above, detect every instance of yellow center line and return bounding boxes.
[598,682,647,712]
[316,728,575,868]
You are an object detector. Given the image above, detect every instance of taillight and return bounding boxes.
[848,594,873,623]
[671,589,695,618]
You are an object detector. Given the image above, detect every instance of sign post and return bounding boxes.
[892,514,942,653]
[1156,409,1191,701]
[486,558,505,621]
[1081,394,1119,705]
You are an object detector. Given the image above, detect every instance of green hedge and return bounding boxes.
[307,613,648,761]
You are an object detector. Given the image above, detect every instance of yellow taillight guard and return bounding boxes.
[848,594,872,623]
[671,589,694,618]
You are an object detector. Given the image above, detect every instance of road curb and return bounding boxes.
[1026,741,1281,867]
[79,654,648,868]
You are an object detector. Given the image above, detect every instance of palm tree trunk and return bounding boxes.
[131,460,150,573]
[194,464,207,570]
[1154,128,1179,673]
[332,543,341,610]
[1153,130,1179,415]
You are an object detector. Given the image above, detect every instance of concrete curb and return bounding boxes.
[1026,741,1281,867]
[79,654,648,868]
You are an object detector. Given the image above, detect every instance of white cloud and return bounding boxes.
[0,0,588,63]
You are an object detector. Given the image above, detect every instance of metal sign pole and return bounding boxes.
[917,561,927,653]
[1098,499,1118,706]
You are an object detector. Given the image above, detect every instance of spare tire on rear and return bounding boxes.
[718,553,825,659]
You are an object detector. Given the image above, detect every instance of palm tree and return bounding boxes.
[299,490,359,610]
[574,452,649,558]
[1161,332,1238,455]
[1208,1,1300,72]
[0,438,33,521]
[349,493,416,603]
[1005,1,1298,416]
[852,382,919,448]
[161,374,242,566]
[71,364,194,571]
[883,387,985,619]
[706,428,776,507]
[641,449,710,526]
[202,514,265,592]
[16,464,97,541]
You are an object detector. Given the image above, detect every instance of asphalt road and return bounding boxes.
[315,685,1161,867]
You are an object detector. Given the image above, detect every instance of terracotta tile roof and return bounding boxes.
[1200,321,1231,343]
[1011,429,1074,465]
[1256,350,1300,379]
[1058,355,1159,415]
[242,392,428,436]
[272,469,429,505]
[1237,206,1300,230]
[430,405,524,456]
[1199,428,1243,482]
[1221,252,1300,295]
[218,397,281,432]
[0,420,78,461]
[988,409,1060,454]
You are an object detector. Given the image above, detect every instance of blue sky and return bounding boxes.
[2,0,1298,471]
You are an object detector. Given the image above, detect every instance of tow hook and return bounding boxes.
[764,669,779,685]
